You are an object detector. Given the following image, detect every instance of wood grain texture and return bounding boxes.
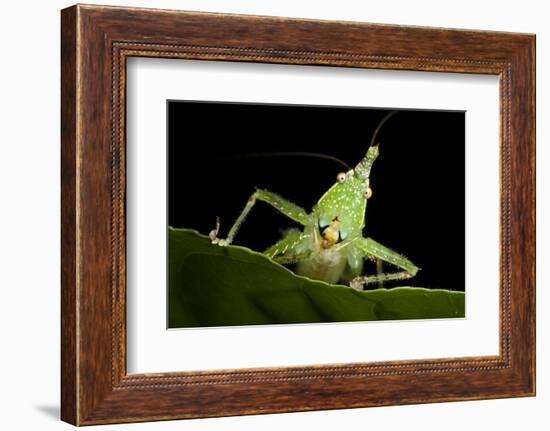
[60,6,78,424]
[61,4,535,425]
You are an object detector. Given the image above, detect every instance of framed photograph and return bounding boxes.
[61,4,535,425]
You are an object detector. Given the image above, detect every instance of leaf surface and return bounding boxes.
[169,228,465,328]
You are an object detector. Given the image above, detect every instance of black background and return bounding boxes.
[168,101,465,291]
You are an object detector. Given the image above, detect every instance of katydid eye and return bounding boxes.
[365,187,373,199]
[337,172,346,183]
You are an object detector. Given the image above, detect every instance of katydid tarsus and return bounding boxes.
[209,110,419,291]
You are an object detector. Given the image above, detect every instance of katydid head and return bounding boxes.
[314,111,396,246]
[315,150,379,245]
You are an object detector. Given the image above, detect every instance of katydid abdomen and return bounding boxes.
[296,247,348,284]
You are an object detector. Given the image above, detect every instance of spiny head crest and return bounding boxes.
[353,110,397,181]
[354,145,379,181]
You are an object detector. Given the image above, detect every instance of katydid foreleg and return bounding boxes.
[210,189,311,246]
[264,229,312,264]
[348,237,419,291]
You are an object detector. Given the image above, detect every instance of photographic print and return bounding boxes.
[61,6,535,423]
[168,101,465,328]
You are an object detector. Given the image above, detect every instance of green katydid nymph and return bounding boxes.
[209,110,419,291]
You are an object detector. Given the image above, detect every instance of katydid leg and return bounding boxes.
[210,189,310,246]
[350,237,419,290]
[264,228,311,263]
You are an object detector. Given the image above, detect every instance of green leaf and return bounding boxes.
[168,227,465,328]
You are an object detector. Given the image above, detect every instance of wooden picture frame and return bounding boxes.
[61,4,535,425]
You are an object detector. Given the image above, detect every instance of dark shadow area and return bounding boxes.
[35,404,59,420]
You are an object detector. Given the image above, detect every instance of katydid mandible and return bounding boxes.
[209,111,419,291]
